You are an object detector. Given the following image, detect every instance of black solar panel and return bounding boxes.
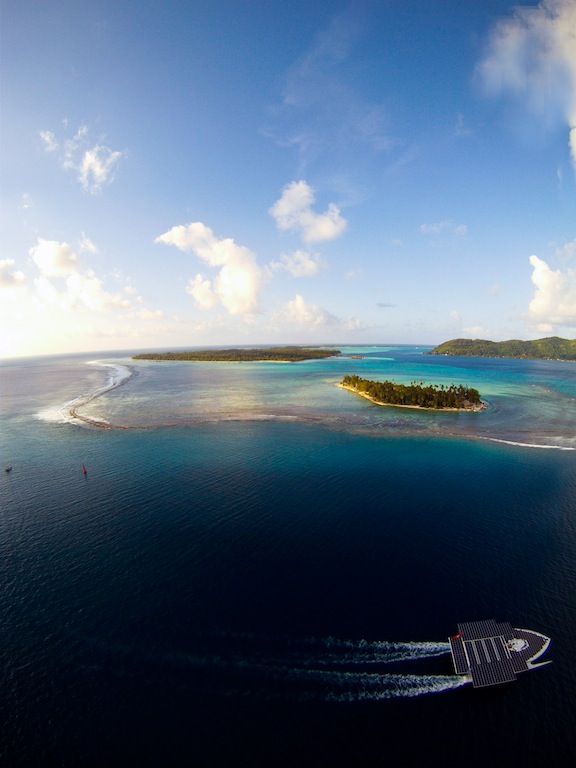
[448,620,551,688]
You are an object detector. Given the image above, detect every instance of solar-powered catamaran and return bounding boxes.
[449,620,551,688]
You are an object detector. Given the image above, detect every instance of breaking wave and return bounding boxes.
[37,361,133,427]
[478,436,576,451]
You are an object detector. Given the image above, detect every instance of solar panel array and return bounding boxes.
[449,620,551,688]
[449,636,469,675]
[449,620,523,688]
[465,634,517,687]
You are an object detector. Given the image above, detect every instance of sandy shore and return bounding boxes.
[337,383,488,412]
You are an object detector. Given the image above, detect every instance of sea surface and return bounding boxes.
[1,345,575,766]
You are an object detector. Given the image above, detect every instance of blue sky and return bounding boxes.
[1,0,575,357]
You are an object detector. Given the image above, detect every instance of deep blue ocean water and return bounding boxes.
[1,346,575,766]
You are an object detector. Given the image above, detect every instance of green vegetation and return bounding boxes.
[133,346,340,363]
[428,336,576,361]
[341,375,484,410]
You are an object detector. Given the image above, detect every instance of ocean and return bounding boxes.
[1,346,575,766]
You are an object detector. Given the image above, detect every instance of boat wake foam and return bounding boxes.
[77,629,466,702]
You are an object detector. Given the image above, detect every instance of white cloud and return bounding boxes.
[273,293,364,331]
[269,180,347,243]
[79,144,122,193]
[556,238,576,262]
[30,238,80,277]
[78,234,98,254]
[463,325,490,337]
[0,260,26,290]
[420,220,467,236]
[271,249,325,277]
[27,237,152,316]
[65,271,132,312]
[41,124,123,192]
[155,222,262,316]
[528,254,576,326]
[478,0,576,163]
[62,125,89,169]
[33,270,132,313]
[39,130,58,152]
[186,274,218,310]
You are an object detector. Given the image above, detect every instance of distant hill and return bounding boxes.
[428,337,576,361]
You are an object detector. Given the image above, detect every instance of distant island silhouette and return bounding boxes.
[133,347,341,363]
[428,336,576,361]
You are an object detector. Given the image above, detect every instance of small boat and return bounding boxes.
[5,466,12,473]
[82,463,87,475]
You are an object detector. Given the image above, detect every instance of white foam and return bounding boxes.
[324,674,470,701]
[37,360,133,426]
[479,436,575,451]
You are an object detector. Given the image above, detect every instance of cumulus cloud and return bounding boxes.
[28,236,151,315]
[270,249,325,277]
[420,220,467,236]
[0,259,26,290]
[273,293,363,331]
[528,254,576,326]
[478,0,576,163]
[33,270,131,313]
[64,272,132,312]
[30,238,80,277]
[155,222,262,316]
[269,181,347,243]
[40,124,123,192]
[186,274,218,310]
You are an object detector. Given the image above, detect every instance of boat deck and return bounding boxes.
[449,620,551,688]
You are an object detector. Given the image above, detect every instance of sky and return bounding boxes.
[1,0,576,358]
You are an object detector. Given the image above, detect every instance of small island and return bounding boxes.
[428,336,576,361]
[133,346,341,363]
[339,375,486,411]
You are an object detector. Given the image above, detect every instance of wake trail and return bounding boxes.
[191,632,451,666]
[75,629,464,701]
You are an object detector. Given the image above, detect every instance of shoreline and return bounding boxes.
[337,383,488,412]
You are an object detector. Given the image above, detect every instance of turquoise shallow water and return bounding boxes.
[1,346,576,766]
[21,344,576,448]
